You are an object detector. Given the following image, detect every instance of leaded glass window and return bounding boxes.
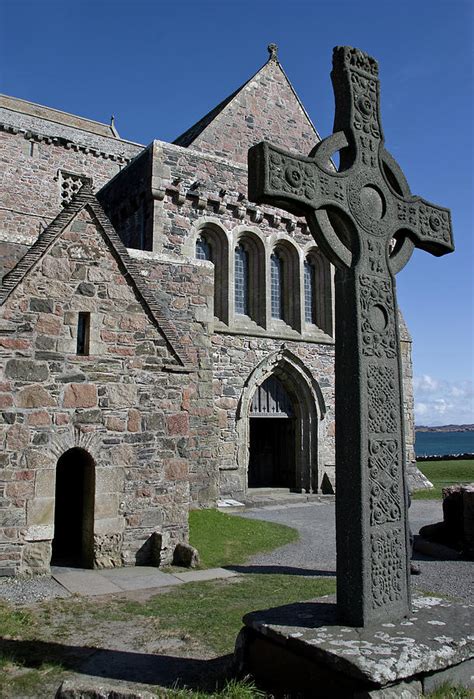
[196,236,212,261]
[271,252,283,319]
[304,259,315,323]
[235,244,249,315]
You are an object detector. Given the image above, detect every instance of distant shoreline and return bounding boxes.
[415,424,474,433]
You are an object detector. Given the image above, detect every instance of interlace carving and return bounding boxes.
[360,274,396,359]
[368,439,401,525]
[268,151,318,203]
[418,205,451,244]
[350,72,380,143]
[371,527,403,608]
[334,46,379,77]
[248,45,454,626]
[367,365,397,433]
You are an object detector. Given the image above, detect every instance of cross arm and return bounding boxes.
[248,142,322,217]
[393,196,454,257]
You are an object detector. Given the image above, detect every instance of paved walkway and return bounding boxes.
[51,565,237,596]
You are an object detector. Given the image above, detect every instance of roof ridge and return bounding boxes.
[0,186,193,370]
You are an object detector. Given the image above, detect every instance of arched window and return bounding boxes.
[194,225,229,323]
[304,248,333,336]
[196,235,212,261]
[304,258,316,324]
[271,252,284,320]
[235,243,249,315]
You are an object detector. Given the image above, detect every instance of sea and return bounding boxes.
[415,430,474,458]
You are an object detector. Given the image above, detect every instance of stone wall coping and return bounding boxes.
[0,108,143,163]
[0,94,120,138]
[0,229,37,246]
[126,246,212,267]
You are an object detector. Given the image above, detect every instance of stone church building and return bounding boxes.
[0,46,415,575]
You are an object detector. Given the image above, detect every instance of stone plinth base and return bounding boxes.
[235,596,473,697]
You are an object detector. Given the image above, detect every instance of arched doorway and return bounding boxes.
[238,349,327,494]
[51,448,95,568]
[248,375,296,488]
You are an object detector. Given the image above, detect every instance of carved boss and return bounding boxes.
[248,46,454,627]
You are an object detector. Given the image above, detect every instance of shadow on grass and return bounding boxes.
[0,638,233,691]
[225,565,336,577]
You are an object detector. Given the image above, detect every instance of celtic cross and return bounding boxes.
[248,46,454,627]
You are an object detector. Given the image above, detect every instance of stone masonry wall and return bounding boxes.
[127,250,218,506]
[0,117,142,275]
[0,205,212,575]
[213,333,335,497]
[174,57,320,165]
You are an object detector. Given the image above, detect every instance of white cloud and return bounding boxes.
[413,375,474,426]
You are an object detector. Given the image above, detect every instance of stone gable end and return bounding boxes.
[187,61,319,164]
[0,205,193,575]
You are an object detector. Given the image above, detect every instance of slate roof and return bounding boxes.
[0,185,192,370]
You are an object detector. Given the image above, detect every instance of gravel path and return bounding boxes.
[0,574,70,605]
[236,499,474,603]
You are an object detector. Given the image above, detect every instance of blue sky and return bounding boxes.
[1,0,473,426]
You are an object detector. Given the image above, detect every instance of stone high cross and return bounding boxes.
[248,46,454,627]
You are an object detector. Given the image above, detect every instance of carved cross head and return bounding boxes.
[249,46,454,274]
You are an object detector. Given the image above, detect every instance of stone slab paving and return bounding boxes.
[50,565,236,596]
[51,570,123,596]
[172,567,238,582]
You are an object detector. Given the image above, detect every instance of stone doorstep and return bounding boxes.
[237,595,474,694]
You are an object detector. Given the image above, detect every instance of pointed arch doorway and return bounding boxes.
[248,375,296,488]
[51,448,95,568]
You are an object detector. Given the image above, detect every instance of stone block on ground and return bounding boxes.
[56,678,157,699]
[462,485,474,559]
[173,541,200,568]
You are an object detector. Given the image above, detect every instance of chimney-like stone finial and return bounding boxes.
[267,43,278,62]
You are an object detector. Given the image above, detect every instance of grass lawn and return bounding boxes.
[412,459,473,500]
[120,573,335,654]
[0,575,335,697]
[0,510,311,696]
[188,508,299,568]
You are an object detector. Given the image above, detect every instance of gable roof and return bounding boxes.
[0,185,192,371]
[173,49,321,164]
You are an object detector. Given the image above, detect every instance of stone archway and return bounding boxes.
[237,349,326,493]
[51,447,95,568]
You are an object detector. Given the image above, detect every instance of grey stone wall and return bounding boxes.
[213,333,335,497]
[0,205,214,575]
[0,116,142,247]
